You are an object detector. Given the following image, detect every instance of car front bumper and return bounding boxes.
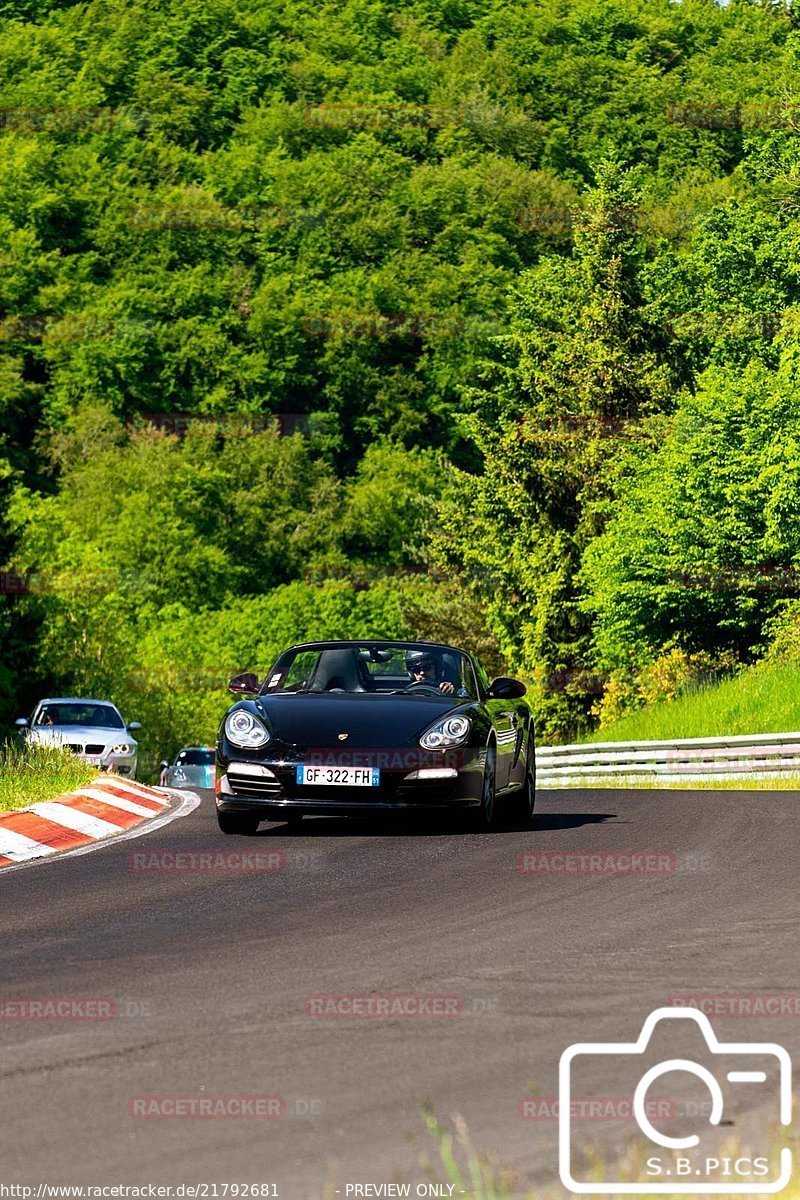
[216,747,485,815]
[24,734,137,777]
[91,751,137,776]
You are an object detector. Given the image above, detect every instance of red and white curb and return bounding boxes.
[0,776,198,870]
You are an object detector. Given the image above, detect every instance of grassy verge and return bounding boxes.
[540,774,800,789]
[0,741,99,811]
[419,1110,799,1199]
[582,661,800,744]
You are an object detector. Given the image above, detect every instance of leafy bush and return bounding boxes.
[592,645,740,728]
[3,0,800,741]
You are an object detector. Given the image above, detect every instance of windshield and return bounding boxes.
[176,748,215,766]
[33,702,125,729]
[262,643,478,699]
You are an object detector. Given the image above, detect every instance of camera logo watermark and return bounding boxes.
[559,1006,792,1193]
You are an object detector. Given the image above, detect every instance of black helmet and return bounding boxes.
[405,649,439,678]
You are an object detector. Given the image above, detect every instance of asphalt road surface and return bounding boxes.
[2,787,798,1196]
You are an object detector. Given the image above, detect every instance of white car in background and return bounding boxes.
[16,697,141,778]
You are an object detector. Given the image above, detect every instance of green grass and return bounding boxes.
[544,772,800,792]
[419,1107,522,1199]
[0,740,100,811]
[419,1110,800,1200]
[544,774,800,789]
[581,661,800,744]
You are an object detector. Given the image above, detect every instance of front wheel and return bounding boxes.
[217,811,261,836]
[509,736,536,823]
[466,743,497,832]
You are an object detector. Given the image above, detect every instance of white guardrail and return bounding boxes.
[536,731,800,786]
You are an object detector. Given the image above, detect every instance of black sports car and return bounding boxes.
[215,640,534,833]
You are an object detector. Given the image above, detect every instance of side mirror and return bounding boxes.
[15,717,29,728]
[159,760,169,771]
[128,721,142,732]
[489,676,527,700]
[229,672,259,696]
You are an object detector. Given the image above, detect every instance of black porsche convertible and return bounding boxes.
[215,639,535,833]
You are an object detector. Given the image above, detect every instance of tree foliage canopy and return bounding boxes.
[3,0,800,756]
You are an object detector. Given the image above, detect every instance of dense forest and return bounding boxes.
[3,0,800,769]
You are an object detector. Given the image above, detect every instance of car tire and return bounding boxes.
[509,736,536,823]
[217,811,261,836]
[466,743,497,832]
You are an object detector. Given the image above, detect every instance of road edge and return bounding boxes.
[0,777,202,873]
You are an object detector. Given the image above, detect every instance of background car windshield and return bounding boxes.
[263,644,477,697]
[176,749,215,766]
[33,703,125,729]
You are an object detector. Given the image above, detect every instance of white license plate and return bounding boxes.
[296,765,380,787]
[85,757,102,767]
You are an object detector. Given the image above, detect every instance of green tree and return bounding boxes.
[580,351,800,677]
[437,162,675,736]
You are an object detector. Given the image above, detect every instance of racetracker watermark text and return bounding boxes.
[667,993,800,1016]
[305,994,462,1017]
[0,997,151,1020]
[517,851,675,875]
[128,850,285,873]
[129,1096,285,1119]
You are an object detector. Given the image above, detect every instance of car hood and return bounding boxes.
[253,692,464,748]
[28,725,134,746]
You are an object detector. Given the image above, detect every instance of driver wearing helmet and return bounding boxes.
[404,649,455,695]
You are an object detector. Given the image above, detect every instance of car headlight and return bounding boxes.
[225,709,270,748]
[112,743,133,755]
[420,714,471,750]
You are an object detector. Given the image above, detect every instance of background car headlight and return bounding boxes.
[112,743,133,755]
[420,714,471,750]
[225,709,270,748]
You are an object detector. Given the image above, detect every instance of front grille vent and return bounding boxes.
[228,768,282,799]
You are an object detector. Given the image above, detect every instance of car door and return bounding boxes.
[473,656,517,791]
